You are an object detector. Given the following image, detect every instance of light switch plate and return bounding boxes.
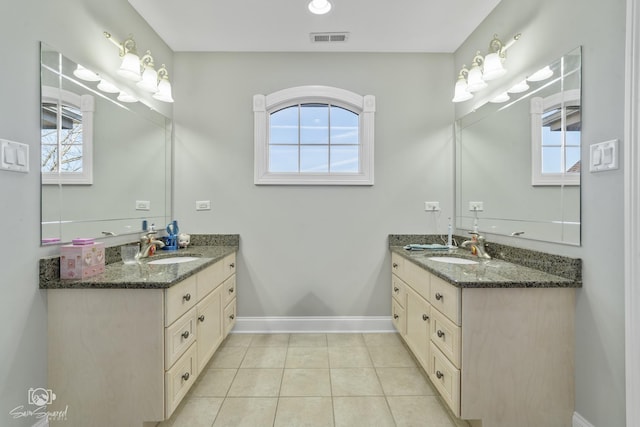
[424,201,440,211]
[469,201,484,212]
[136,200,151,210]
[1,139,29,173]
[590,139,619,172]
[196,200,211,211]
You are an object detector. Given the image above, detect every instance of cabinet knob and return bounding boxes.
[229,314,235,320]
[422,314,429,321]
[436,370,444,379]
[393,287,399,293]
[229,287,235,294]
[437,330,445,338]
[182,372,190,381]
[198,315,205,322]
[435,293,443,301]
[392,263,398,268]
[182,331,190,339]
[229,263,235,268]
[183,293,191,302]
[393,314,399,319]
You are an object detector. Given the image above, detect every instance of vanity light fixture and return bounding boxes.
[152,65,174,103]
[97,79,120,94]
[508,79,530,93]
[73,64,100,82]
[104,32,142,82]
[482,33,520,81]
[308,0,332,15]
[452,67,473,103]
[466,52,488,92]
[137,51,159,93]
[527,65,553,82]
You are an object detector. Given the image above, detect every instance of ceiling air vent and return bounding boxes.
[310,32,350,43]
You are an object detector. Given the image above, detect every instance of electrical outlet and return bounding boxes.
[196,200,211,211]
[135,200,151,211]
[424,201,440,211]
[469,201,484,212]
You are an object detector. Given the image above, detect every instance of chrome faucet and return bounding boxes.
[461,232,491,259]
[139,229,165,258]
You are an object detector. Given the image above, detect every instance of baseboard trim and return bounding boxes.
[232,316,394,333]
[573,412,595,427]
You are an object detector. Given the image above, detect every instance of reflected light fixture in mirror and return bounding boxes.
[117,91,138,103]
[97,79,119,93]
[527,66,554,82]
[308,0,332,15]
[508,80,530,93]
[489,92,510,103]
[73,64,100,82]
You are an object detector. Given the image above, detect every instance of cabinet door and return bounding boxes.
[196,287,223,372]
[405,287,431,369]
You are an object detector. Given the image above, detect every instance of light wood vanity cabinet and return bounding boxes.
[47,252,237,426]
[391,252,575,427]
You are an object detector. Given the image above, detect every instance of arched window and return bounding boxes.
[254,86,375,185]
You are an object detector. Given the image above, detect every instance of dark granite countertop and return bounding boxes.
[40,235,239,290]
[389,237,581,289]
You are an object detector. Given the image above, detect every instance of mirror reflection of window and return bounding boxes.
[41,87,94,185]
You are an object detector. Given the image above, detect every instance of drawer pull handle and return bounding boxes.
[393,314,399,319]
[183,293,191,302]
[435,293,443,301]
[393,287,399,293]
[198,315,205,322]
[229,288,235,293]
[182,331,190,339]
[229,314,235,320]
[437,330,445,338]
[229,263,235,268]
[436,370,444,379]
[182,372,190,381]
[422,314,429,321]
[392,263,398,268]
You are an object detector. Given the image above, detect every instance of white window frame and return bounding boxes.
[41,86,94,185]
[254,85,375,185]
[530,89,581,186]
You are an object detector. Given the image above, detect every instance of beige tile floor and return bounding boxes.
[159,333,466,427]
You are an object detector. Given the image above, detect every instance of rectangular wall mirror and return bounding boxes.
[456,47,581,245]
[40,43,172,245]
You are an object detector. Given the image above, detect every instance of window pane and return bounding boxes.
[41,144,58,172]
[542,126,562,147]
[300,104,328,144]
[270,106,299,144]
[60,145,83,172]
[330,106,359,145]
[566,130,581,147]
[542,147,562,173]
[269,145,298,172]
[330,145,359,172]
[565,147,581,172]
[300,146,328,172]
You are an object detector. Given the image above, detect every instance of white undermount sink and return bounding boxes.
[147,256,200,265]
[428,256,478,265]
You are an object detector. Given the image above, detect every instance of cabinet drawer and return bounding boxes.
[430,308,461,368]
[391,298,406,336]
[224,253,236,280]
[165,275,197,326]
[391,253,404,278]
[391,275,407,308]
[430,275,461,325]
[405,260,430,301]
[165,342,197,418]
[196,260,224,300]
[223,299,236,336]
[222,274,236,307]
[429,343,460,417]
[165,307,197,369]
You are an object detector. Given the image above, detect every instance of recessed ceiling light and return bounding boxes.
[308,0,332,15]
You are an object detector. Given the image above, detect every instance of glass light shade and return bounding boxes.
[527,66,553,82]
[452,78,473,103]
[466,64,487,92]
[117,52,142,81]
[153,79,174,103]
[137,67,158,93]
[97,79,120,93]
[482,53,506,81]
[508,80,530,93]
[489,92,510,103]
[73,64,100,82]
[117,91,138,103]
[308,0,332,14]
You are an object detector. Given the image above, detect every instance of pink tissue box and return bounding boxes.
[60,242,105,279]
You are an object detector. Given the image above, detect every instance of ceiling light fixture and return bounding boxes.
[308,0,332,15]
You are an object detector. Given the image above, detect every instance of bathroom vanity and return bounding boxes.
[40,241,238,426]
[389,235,581,427]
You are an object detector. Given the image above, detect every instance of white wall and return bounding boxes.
[173,52,454,317]
[0,1,171,425]
[455,0,627,425]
